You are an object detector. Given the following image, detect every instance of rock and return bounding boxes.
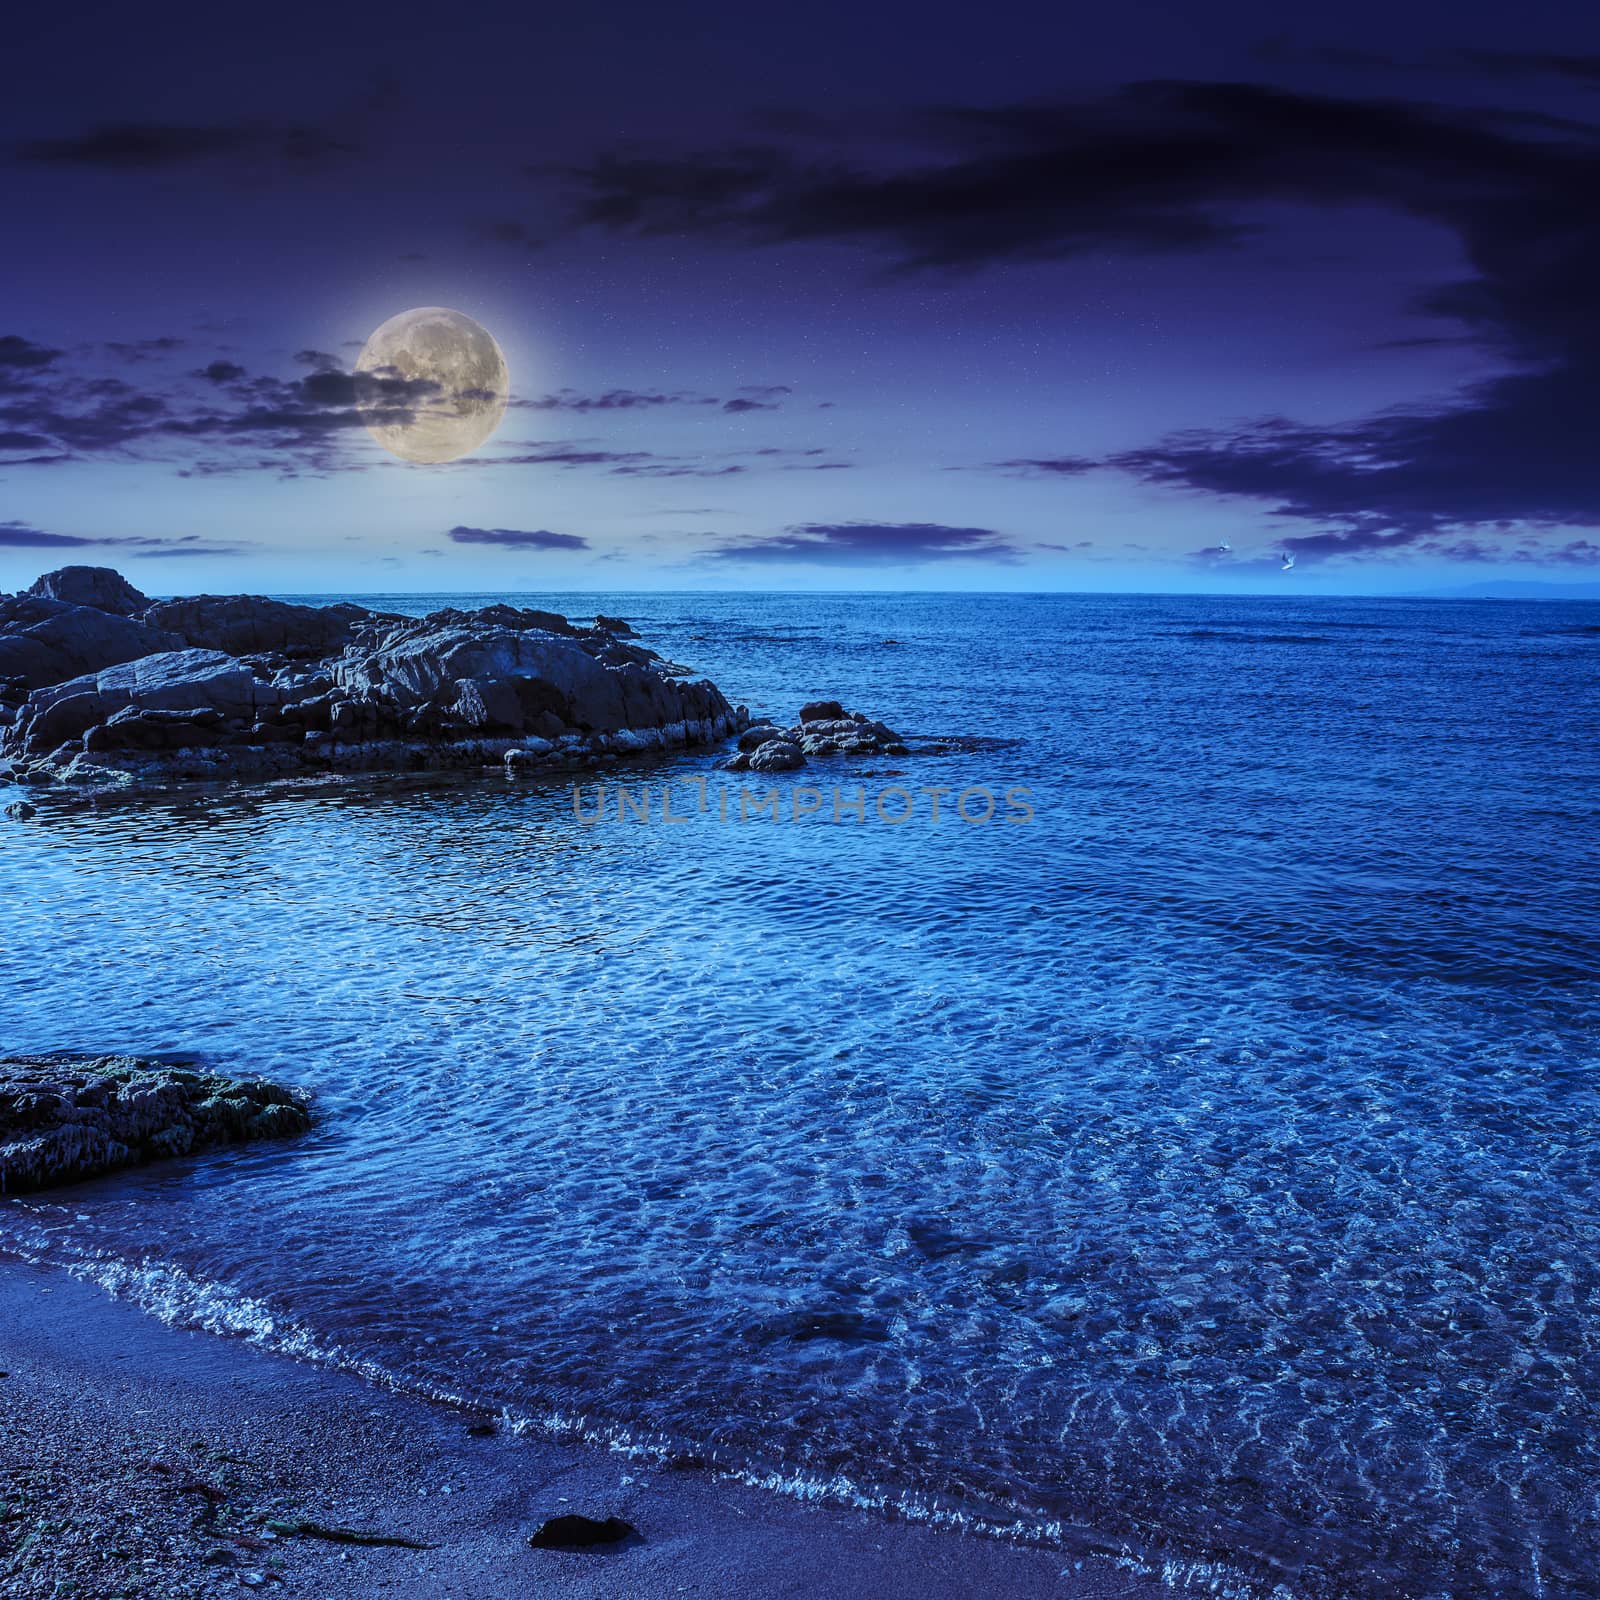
[747,739,805,773]
[3,799,36,820]
[504,739,556,773]
[142,595,382,659]
[527,1514,638,1549]
[737,723,789,751]
[3,649,280,757]
[593,614,638,636]
[0,597,185,691]
[0,568,751,796]
[798,699,846,722]
[0,1054,312,1193]
[24,565,150,616]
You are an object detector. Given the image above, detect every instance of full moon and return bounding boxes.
[355,307,509,464]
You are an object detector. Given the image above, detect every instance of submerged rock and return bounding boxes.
[0,566,749,796]
[0,1054,312,1193]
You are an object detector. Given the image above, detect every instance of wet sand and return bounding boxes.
[0,1257,1172,1599]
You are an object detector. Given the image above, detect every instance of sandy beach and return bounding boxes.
[0,1257,1169,1599]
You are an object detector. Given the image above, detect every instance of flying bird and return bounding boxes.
[1280,551,1296,571]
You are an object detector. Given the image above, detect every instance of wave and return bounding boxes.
[0,1230,1297,1600]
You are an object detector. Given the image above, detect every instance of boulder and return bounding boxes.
[737,723,789,751]
[1,649,280,758]
[798,699,846,722]
[747,739,806,772]
[24,565,150,616]
[593,614,638,637]
[527,1515,637,1550]
[0,597,185,691]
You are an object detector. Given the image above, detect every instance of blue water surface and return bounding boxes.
[3,592,1599,1598]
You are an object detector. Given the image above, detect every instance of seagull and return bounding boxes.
[1218,539,1232,554]
[1280,551,1296,571]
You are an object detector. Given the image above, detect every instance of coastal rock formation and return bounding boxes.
[142,594,373,659]
[24,565,150,616]
[0,1054,312,1193]
[0,567,748,795]
[722,706,910,772]
[0,595,185,694]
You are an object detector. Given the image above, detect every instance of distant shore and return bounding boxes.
[0,1257,1167,1600]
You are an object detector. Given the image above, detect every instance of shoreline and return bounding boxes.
[0,1254,1177,1599]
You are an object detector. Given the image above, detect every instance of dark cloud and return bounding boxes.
[0,336,63,393]
[468,446,658,469]
[614,462,747,479]
[0,343,440,476]
[447,526,589,551]
[102,337,185,362]
[0,519,250,555]
[704,520,1021,566]
[517,387,717,413]
[14,122,356,172]
[0,520,88,548]
[516,386,798,414]
[986,456,1099,478]
[542,79,1595,560]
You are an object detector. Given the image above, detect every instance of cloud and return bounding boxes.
[14,121,356,172]
[102,337,185,362]
[0,342,443,476]
[703,520,1021,566]
[516,385,798,413]
[0,519,251,556]
[542,78,1600,560]
[517,387,717,413]
[985,456,1099,478]
[0,336,63,392]
[447,525,590,551]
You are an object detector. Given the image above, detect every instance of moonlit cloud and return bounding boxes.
[447,525,590,551]
[703,520,1022,566]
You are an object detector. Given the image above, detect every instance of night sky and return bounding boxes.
[4,0,1600,594]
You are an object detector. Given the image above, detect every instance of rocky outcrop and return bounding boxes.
[722,706,909,772]
[24,565,150,616]
[0,595,184,693]
[142,594,378,659]
[0,567,748,796]
[0,1054,312,1193]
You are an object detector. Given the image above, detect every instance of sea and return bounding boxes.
[3,591,1599,1599]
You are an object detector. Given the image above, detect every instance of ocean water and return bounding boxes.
[4,591,1600,1598]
